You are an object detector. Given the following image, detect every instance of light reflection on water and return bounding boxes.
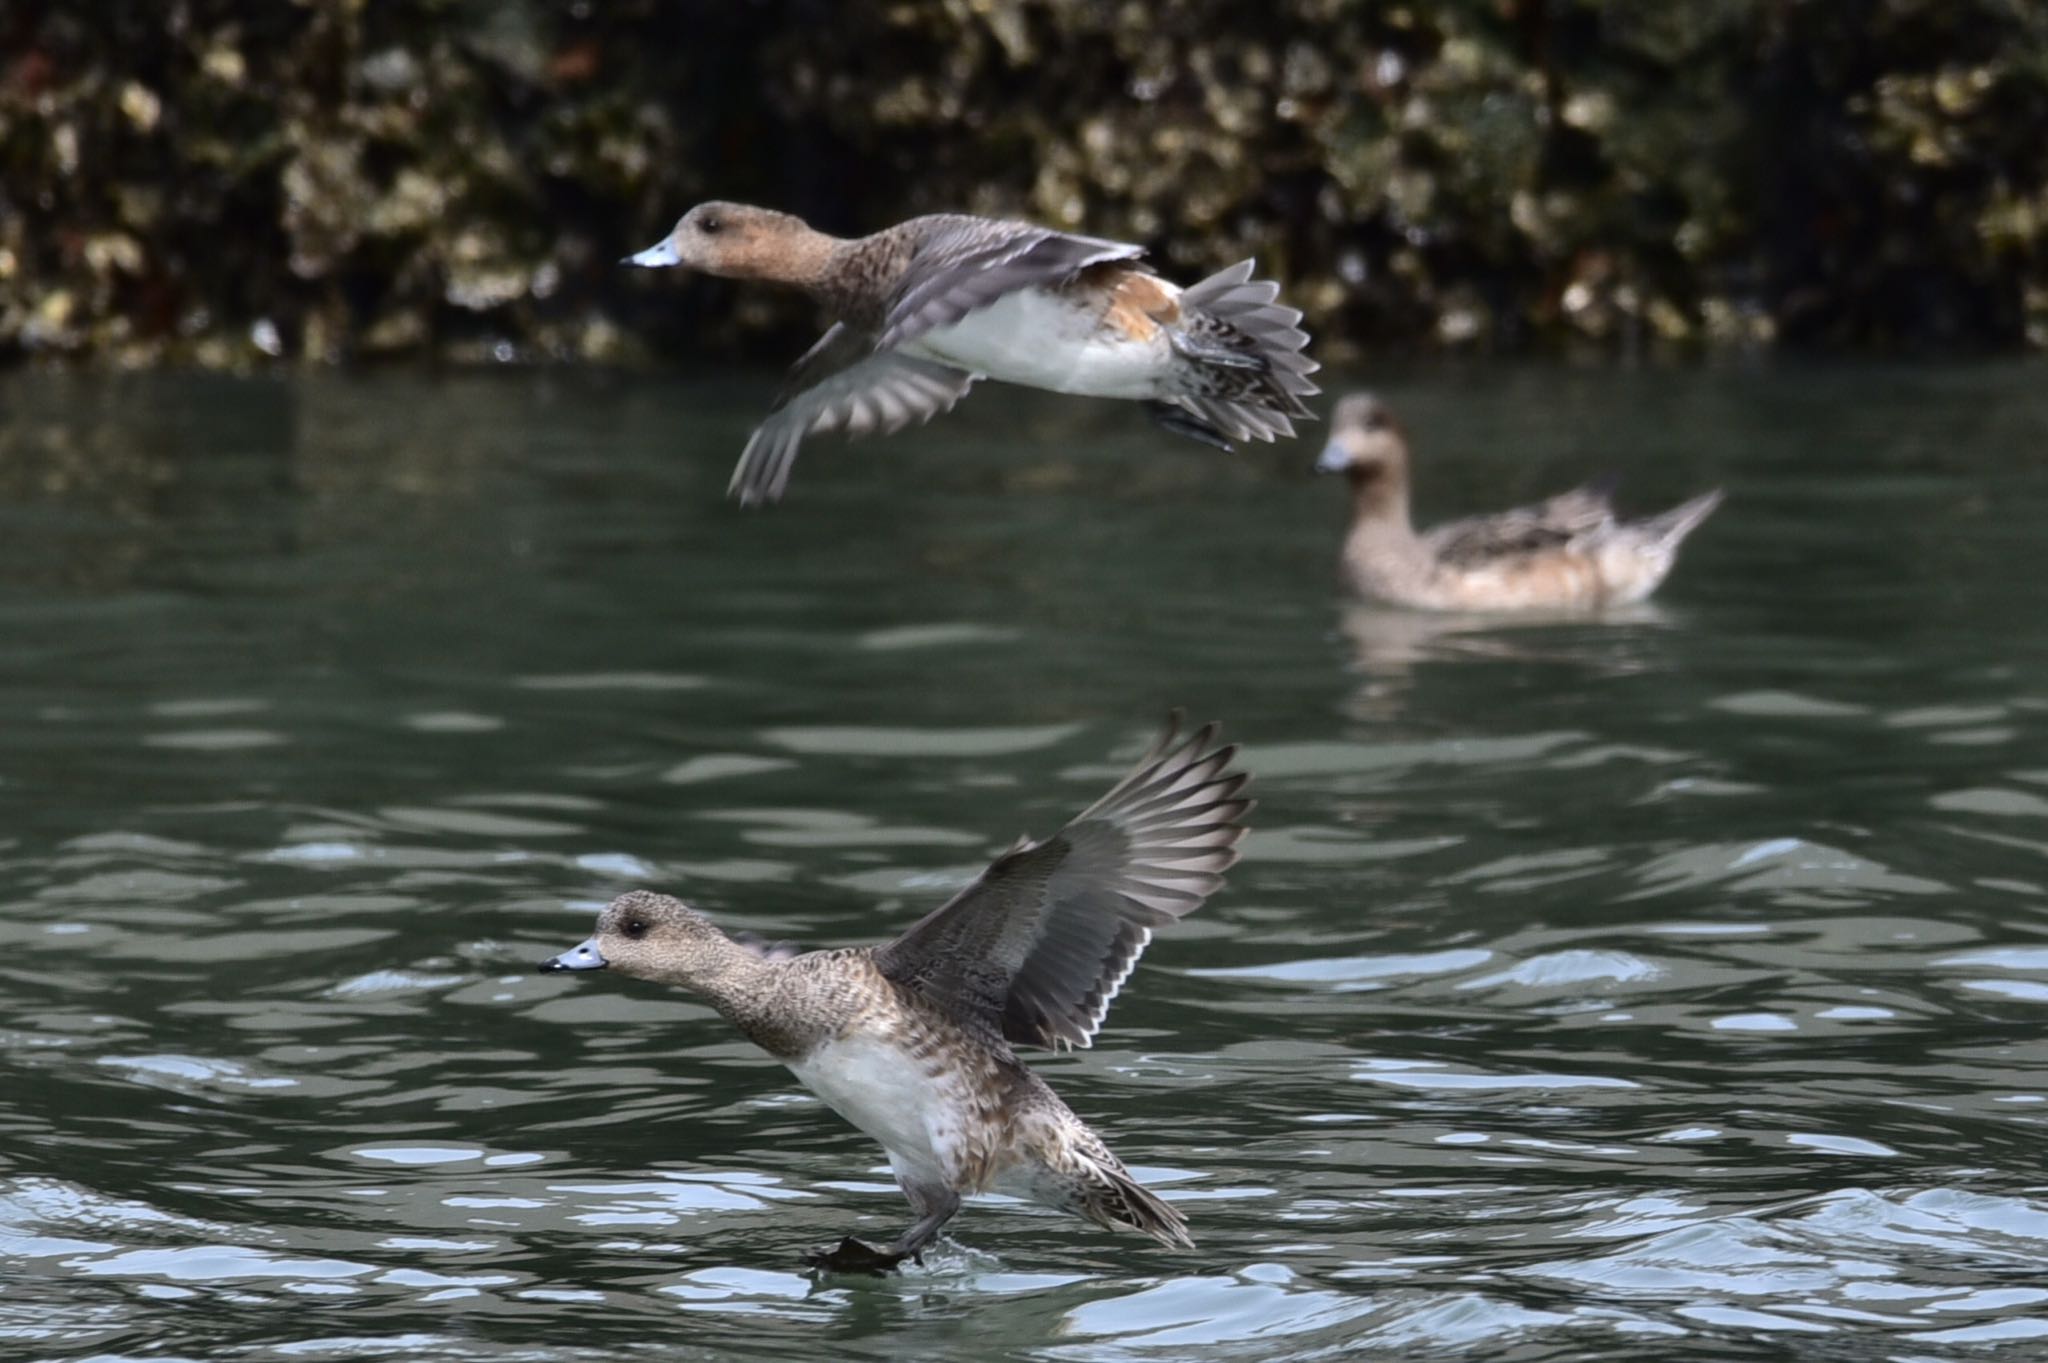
[1,366,2046,1361]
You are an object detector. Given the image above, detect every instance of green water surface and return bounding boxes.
[2,363,2046,1361]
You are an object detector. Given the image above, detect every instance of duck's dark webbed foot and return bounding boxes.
[805,1185,959,1276]
[802,1235,915,1276]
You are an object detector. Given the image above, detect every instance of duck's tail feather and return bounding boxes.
[1146,400,1238,452]
[1164,259,1320,444]
[1072,1155,1195,1250]
[1636,488,1725,552]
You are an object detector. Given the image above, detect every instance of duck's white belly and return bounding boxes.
[906,289,1169,399]
[785,1033,955,1180]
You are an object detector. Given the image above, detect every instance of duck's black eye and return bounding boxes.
[622,919,649,940]
[698,214,721,235]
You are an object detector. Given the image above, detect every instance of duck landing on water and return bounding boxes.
[539,715,1251,1273]
[624,202,1319,504]
[1316,393,1724,612]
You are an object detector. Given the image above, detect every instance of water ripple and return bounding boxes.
[5,370,2048,1361]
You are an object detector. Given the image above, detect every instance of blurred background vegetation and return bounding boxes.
[5,0,2048,369]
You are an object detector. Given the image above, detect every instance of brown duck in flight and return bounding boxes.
[626,203,1319,504]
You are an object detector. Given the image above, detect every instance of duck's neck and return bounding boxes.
[1346,469,1417,551]
[747,220,884,325]
[678,940,824,1060]
[768,223,851,303]
[665,935,771,1007]
[813,222,931,328]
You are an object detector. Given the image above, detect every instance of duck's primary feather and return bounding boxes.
[733,323,978,503]
[874,715,1250,1051]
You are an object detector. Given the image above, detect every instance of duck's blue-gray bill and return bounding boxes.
[539,938,608,972]
[623,239,680,268]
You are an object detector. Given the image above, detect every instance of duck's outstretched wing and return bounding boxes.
[728,323,978,505]
[1427,480,1618,567]
[875,216,1146,353]
[873,715,1251,1050]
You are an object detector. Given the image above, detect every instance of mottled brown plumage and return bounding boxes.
[539,715,1251,1273]
[625,202,1319,504]
[1316,393,1724,612]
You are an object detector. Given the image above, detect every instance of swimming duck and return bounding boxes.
[539,715,1250,1273]
[625,203,1319,504]
[1315,393,1724,611]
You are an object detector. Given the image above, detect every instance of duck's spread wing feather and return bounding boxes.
[1427,482,1618,567]
[874,715,1250,1050]
[728,323,978,505]
[875,218,1147,353]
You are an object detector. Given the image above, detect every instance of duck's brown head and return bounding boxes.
[1315,393,1411,487]
[623,202,830,283]
[539,889,749,990]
